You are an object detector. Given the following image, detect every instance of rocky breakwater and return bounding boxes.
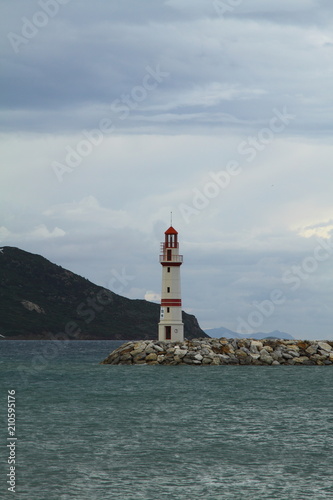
[101,338,333,365]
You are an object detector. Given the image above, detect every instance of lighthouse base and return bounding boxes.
[158,322,184,342]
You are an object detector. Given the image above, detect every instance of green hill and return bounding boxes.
[0,246,206,340]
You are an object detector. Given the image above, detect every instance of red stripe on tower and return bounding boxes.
[161,299,182,307]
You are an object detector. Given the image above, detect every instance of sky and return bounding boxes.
[1,0,333,339]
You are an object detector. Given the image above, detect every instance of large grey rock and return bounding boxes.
[145,347,156,354]
[219,354,231,361]
[306,345,317,355]
[271,349,283,361]
[235,349,248,359]
[318,342,332,352]
[174,349,187,358]
[293,356,309,364]
[183,356,195,364]
[287,350,300,358]
[132,352,146,361]
[250,340,263,351]
[120,353,132,361]
[146,353,158,362]
[131,347,146,357]
[260,349,273,364]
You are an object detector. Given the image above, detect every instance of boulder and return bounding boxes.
[250,340,263,350]
[271,349,283,361]
[131,347,146,357]
[146,353,158,362]
[235,349,248,358]
[175,349,187,358]
[249,353,260,360]
[306,345,317,355]
[287,345,300,352]
[260,349,273,364]
[293,356,310,364]
[132,352,146,362]
[318,342,332,352]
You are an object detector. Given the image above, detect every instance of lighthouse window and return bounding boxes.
[167,307,170,313]
[167,267,170,272]
[167,287,170,293]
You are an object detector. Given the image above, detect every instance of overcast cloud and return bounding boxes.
[1,0,333,339]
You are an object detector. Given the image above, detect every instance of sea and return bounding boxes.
[1,340,333,500]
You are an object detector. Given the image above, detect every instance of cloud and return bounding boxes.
[30,225,65,239]
[0,224,65,244]
[2,1,333,338]
[1,3,333,137]
[43,196,130,229]
[297,220,333,239]
[145,291,161,302]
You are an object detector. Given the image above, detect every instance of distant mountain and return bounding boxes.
[251,330,294,340]
[0,246,207,340]
[204,326,294,340]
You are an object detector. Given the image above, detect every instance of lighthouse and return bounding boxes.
[158,225,184,342]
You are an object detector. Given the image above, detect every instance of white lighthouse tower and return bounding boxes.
[158,225,184,342]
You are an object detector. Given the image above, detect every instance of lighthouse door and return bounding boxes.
[165,326,171,340]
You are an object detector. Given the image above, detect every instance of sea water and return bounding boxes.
[1,340,333,500]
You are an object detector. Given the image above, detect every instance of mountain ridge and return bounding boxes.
[204,325,294,340]
[0,246,206,340]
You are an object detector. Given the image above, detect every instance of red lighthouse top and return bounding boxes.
[164,226,178,249]
[160,225,182,263]
[165,226,178,235]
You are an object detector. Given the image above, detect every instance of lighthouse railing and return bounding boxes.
[159,254,183,263]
